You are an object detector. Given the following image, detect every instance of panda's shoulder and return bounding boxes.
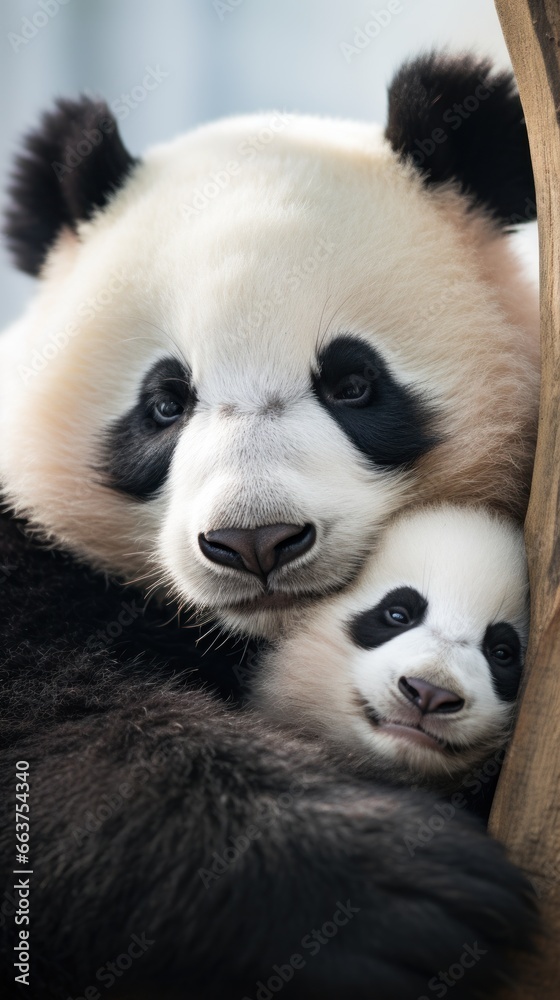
[0,509,247,715]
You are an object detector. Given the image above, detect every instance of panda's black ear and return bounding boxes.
[4,97,137,276]
[385,53,536,226]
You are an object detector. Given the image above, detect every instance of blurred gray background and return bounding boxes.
[0,0,537,326]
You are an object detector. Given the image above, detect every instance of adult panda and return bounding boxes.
[0,54,539,999]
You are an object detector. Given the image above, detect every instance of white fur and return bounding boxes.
[252,506,528,785]
[0,113,539,635]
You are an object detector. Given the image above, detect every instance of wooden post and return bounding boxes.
[490,1,560,995]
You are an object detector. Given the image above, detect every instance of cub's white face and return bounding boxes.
[252,507,528,785]
[0,57,539,638]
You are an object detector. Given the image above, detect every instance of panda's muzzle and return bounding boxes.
[198,523,316,584]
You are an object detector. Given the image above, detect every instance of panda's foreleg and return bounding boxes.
[0,678,537,1000]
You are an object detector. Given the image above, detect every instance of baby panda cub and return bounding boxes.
[252,506,528,789]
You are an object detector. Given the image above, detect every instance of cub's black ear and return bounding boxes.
[4,97,137,275]
[385,53,535,226]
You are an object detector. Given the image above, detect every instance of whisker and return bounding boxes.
[316,290,357,356]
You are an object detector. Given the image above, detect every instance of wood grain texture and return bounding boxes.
[491,1,560,995]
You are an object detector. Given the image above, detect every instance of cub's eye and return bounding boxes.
[152,398,184,426]
[349,586,427,650]
[329,374,372,407]
[384,605,412,627]
[490,644,514,667]
[483,623,522,702]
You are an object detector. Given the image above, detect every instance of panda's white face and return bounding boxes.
[252,507,528,785]
[0,59,539,637]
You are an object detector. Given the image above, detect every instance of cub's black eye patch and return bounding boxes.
[349,586,428,650]
[312,335,436,469]
[482,622,523,702]
[100,356,195,500]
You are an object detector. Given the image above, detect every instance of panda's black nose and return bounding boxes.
[198,523,316,582]
[398,676,465,714]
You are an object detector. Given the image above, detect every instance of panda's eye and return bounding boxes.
[349,586,428,650]
[483,623,522,703]
[489,643,514,667]
[384,605,412,627]
[330,374,372,407]
[152,397,184,426]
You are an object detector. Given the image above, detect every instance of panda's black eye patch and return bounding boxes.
[100,356,195,500]
[349,586,428,650]
[482,622,523,703]
[312,335,436,468]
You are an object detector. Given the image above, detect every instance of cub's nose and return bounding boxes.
[198,523,316,582]
[398,676,465,715]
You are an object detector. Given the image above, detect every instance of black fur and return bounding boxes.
[101,356,195,500]
[0,510,538,999]
[349,586,428,649]
[385,53,536,225]
[313,336,435,469]
[4,98,137,275]
[483,622,523,702]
